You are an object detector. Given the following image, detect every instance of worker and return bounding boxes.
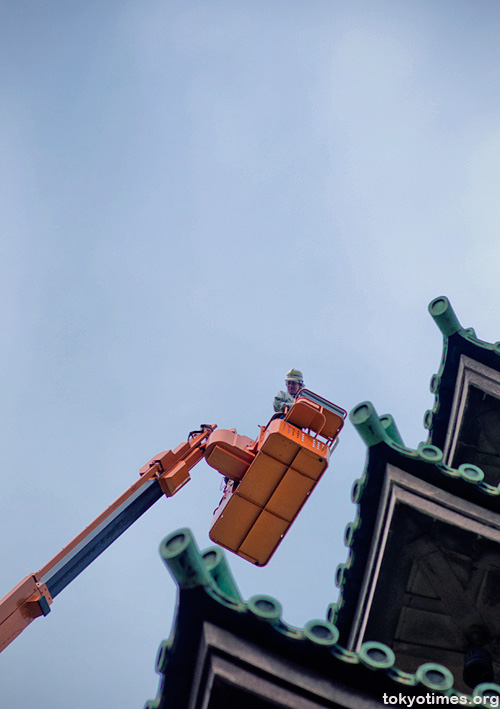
[273,369,304,413]
[217,368,305,510]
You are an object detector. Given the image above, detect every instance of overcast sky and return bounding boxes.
[2,1,500,706]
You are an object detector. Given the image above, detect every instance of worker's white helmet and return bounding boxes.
[285,368,304,384]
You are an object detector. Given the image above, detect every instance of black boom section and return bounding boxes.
[42,479,163,598]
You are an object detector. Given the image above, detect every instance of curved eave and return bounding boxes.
[145,529,495,708]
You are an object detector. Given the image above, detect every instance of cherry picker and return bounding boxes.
[0,389,345,653]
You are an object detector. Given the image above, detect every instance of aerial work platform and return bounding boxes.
[0,388,345,651]
[206,389,346,565]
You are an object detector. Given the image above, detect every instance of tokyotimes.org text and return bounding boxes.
[382,694,499,706]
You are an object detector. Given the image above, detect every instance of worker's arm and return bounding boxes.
[273,390,295,412]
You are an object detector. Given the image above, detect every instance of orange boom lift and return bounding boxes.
[0,389,345,653]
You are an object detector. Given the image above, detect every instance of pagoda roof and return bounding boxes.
[334,296,500,692]
[333,417,500,637]
[144,529,499,708]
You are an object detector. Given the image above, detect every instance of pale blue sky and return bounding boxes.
[2,1,500,706]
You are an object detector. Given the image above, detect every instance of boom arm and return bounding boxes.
[0,425,215,653]
[0,389,346,653]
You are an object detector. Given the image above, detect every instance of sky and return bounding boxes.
[1,1,500,706]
